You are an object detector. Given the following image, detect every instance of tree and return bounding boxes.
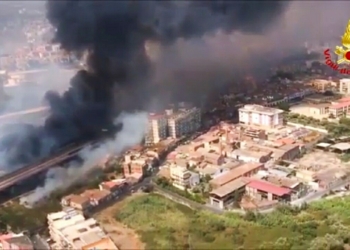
[309,234,344,250]
[329,113,336,119]
[339,117,350,126]
[274,237,292,250]
[203,174,212,182]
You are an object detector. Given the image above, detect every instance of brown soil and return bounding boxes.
[95,193,145,250]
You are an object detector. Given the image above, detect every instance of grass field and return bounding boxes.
[115,194,350,250]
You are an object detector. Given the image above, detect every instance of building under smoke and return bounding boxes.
[145,106,201,144]
[0,1,290,171]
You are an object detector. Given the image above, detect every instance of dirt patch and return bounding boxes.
[95,193,146,250]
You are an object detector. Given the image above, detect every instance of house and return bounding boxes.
[82,237,119,250]
[169,166,199,190]
[209,177,250,209]
[264,175,305,199]
[246,179,292,202]
[0,233,34,250]
[210,162,264,189]
[61,189,112,213]
[99,179,129,194]
[229,149,272,163]
[99,179,128,196]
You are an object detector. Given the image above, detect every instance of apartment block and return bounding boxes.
[123,161,146,177]
[145,113,167,145]
[47,208,118,250]
[47,208,86,245]
[167,107,201,138]
[239,104,284,128]
[329,102,350,118]
[170,165,192,190]
[339,78,350,94]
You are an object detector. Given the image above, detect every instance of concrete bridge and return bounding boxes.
[0,107,49,125]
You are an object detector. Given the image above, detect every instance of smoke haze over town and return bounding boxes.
[0,0,349,173]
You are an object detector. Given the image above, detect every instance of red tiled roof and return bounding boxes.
[247,180,291,196]
[338,97,350,103]
[330,102,350,109]
[102,179,126,188]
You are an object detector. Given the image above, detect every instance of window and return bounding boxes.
[77,228,88,233]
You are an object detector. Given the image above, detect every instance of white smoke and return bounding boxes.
[21,111,148,205]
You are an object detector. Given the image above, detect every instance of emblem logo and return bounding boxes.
[323,19,350,74]
[335,20,350,65]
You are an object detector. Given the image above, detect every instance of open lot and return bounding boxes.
[94,193,145,250]
[108,193,350,249]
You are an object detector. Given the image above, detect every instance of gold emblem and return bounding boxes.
[335,20,350,64]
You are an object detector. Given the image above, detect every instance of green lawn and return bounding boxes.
[115,194,350,250]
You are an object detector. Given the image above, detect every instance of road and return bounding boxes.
[291,180,350,207]
[147,177,350,215]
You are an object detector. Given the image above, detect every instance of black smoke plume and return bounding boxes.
[0,0,289,170]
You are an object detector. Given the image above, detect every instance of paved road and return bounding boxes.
[291,180,350,206]
[149,178,350,215]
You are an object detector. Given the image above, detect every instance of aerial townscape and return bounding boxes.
[2,1,350,250]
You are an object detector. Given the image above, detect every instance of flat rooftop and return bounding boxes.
[239,104,284,115]
[330,142,350,151]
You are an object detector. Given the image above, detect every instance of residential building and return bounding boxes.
[209,177,250,209]
[99,179,128,195]
[61,189,112,213]
[246,179,292,202]
[296,169,317,182]
[308,104,329,116]
[145,113,167,145]
[329,101,350,118]
[210,162,264,189]
[50,214,116,250]
[47,208,86,244]
[264,175,305,200]
[339,78,350,94]
[239,104,284,128]
[81,237,119,250]
[167,107,201,138]
[242,128,267,140]
[123,161,146,179]
[310,79,334,93]
[170,165,191,190]
[0,233,34,250]
[229,148,272,163]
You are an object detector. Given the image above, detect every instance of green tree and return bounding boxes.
[309,234,344,250]
[339,117,350,126]
[274,237,292,250]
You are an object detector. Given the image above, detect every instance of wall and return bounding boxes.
[287,122,328,134]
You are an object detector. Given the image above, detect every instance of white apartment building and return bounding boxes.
[170,165,191,190]
[339,78,350,94]
[48,208,86,245]
[167,107,201,138]
[47,208,117,250]
[145,113,168,145]
[239,104,284,128]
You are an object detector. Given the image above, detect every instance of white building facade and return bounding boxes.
[145,114,168,145]
[239,104,284,128]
